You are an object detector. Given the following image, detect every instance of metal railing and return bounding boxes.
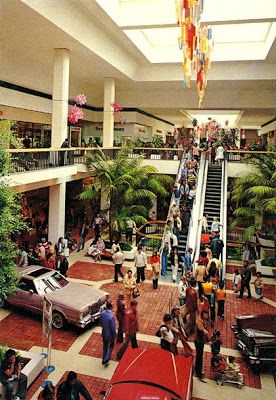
[227,230,256,244]
[6,147,181,173]
[220,158,228,280]
[226,150,276,163]
[188,153,208,268]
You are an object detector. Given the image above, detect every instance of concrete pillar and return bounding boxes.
[48,183,66,244]
[51,48,70,148]
[103,78,115,147]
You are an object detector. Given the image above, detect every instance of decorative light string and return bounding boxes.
[175,0,213,107]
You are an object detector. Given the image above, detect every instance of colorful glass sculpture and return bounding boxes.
[175,0,213,107]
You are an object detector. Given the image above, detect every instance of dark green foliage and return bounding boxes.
[82,146,173,238]
[0,120,26,299]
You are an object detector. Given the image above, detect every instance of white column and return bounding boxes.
[51,48,70,148]
[48,183,66,244]
[103,77,115,147]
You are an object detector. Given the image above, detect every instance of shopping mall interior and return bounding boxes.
[0,1,275,399]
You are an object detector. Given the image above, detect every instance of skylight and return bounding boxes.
[96,0,276,63]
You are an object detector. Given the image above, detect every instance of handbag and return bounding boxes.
[132,287,140,298]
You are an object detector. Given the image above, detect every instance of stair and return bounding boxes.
[203,164,222,229]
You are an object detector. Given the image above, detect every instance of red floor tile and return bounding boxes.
[0,312,78,351]
[99,281,179,337]
[262,284,276,302]
[27,371,49,398]
[68,261,128,281]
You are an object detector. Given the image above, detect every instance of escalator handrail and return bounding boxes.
[220,157,228,280]
[186,153,208,268]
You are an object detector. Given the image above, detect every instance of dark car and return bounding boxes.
[0,266,108,329]
[232,314,276,372]
[101,348,193,400]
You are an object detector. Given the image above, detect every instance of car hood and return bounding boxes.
[110,348,193,399]
[46,282,108,311]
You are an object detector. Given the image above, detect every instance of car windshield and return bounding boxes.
[35,272,68,294]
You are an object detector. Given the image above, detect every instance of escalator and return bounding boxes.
[203,164,222,229]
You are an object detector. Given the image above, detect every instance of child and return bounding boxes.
[226,356,241,378]
[211,352,226,373]
[216,282,226,320]
[253,272,263,299]
[210,330,223,355]
[232,269,241,293]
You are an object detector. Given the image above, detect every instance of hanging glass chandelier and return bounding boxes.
[175,0,214,108]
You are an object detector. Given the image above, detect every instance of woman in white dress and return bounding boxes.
[215,145,224,164]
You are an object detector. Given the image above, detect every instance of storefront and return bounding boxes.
[15,121,51,147]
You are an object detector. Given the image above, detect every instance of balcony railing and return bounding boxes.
[6,147,182,173]
[226,150,276,163]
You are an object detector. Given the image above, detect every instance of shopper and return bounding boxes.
[194,310,209,381]
[123,270,137,307]
[184,248,193,271]
[181,279,198,335]
[39,383,55,400]
[159,314,179,355]
[116,293,125,343]
[77,221,89,251]
[57,371,92,400]
[239,260,252,299]
[194,261,207,298]
[112,247,125,282]
[252,272,263,299]
[0,349,27,400]
[18,245,28,268]
[215,145,224,164]
[232,269,241,293]
[59,255,69,277]
[93,213,102,237]
[210,217,221,234]
[59,138,69,166]
[216,281,226,319]
[171,306,193,356]
[170,247,181,283]
[161,242,170,276]
[116,300,139,360]
[210,234,224,259]
[150,251,160,289]
[125,219,136,243]
[134,246,147,284]
[178,275,188,306]
[100,301,116,365]
[202,213,209,233]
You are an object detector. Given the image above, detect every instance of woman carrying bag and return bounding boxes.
[150,251,160,289]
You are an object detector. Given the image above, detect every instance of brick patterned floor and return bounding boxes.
[27,371,49,398]
[0,312,78,351]
[99,281,179,336]
[68,261,129,281]
[68,261,154,282]
[80,332,161,361]
[203,352,261,389]
[262,284,276,302]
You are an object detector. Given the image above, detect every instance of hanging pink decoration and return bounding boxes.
[111,102,124,125]
[75,94,87,106]
[68,105,84,124]
[175,0,214,108]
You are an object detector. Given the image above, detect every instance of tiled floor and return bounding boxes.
[99,281,179,336]
[0,311,78,351]
[0,256,274,400]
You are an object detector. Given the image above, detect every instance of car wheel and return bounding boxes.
[52,311,66,329]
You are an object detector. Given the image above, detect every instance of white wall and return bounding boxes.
[227,162,256,177]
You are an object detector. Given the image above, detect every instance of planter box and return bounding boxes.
[122,246,137,260]
[255,259,276,277]
[103,245,137,261]
[258,238,275,248]
[0,350,45,397]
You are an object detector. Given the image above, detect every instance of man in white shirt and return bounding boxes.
[178,275,188,306]
[112,247,125,282]
[134,247,147,283]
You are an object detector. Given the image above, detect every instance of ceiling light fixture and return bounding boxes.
[175,0,213,108]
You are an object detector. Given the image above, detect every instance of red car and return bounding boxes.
[101,348,193,400]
